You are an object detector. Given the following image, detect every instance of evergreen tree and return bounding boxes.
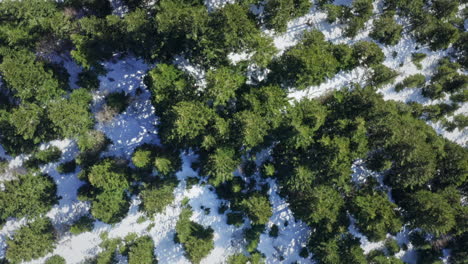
[0,173,58,222]
[5,217,56,263]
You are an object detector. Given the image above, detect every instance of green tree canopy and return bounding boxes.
[5,217,56,263]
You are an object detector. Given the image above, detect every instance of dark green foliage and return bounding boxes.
[0,0,467,259]
[77,70,100,90]
[414,15,459,51]
[311,233,366,264]
[344,0,374,38]
[351,193,402,241]
[144,63,195,117]
[5,217,56,264]
[45,255,66,264]
[83,159,131,223]
[91,190,130,224]
[106,91,130,114]
[244,224,265,253]
[453,32,468,69]
[0,49,63,103]
[57,159,77,174]
[403,189,460,235]
[269,30,351,89]
[368,64,398,88]
[140,180,177,216]
[175,208,214,264]
[131,144,182,177]
[422,59,468,99]
[367,252,404,264]
[299,247,309,258]
[292,185,345,231]
[127,236,157,264]
[227,212,244,227]
[239,193,272,225]
[370,13,403,45]
[132,149,153,169]
[395,74,425,92]
[263,0,312,33]
[205,66,245,107]
[48,88,94,138]
[87,159,130,190]
[25,146,62,168]
[0,173,58,222]
[70,215,95,235]
[444,114,468,132]
[324,4,345,24]
[202,147,240,186]
[450,89,468,103]
[411,53,427,70]
[353,41,385,66]
[384,238,400,255]
[35,146,62,163]
[76,130,111,168]
[269,224,279,238]
[227,253,264,264]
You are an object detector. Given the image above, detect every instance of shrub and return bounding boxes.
[132,149,153,169]
[45,255,66,264]
[140,181,177,216]
[25,146,62,168]
[394,74,425,92]
[105,91,130,114]
[127,236,157,264]
[368,64,398,88]
[77,69,100,90]
[240,193,272,225]
[411,53,427,69]
[91,190,130,224]
[227,212,244,227]
[351,193,402,241]
[353,41,385,66]
[384,238,400,255]
[244,225,264,253]
[269,224,279,238]
[35,146,62,163]
[5,217,56,263]
[70,215,95,235]
[370,13,403,45]
[268,30,344,90]
[175,208,214,264]
[57,159,77,174]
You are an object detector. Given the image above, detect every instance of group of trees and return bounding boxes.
[0,0,466,263]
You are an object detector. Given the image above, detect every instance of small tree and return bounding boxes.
[351,193,402,241]
[175,208,214,264]
[140,182,176,216]
[6,217,56,263]
[70,215,95,235]
[368,64,398,88]
[240,193,272,225]
[45,255,66,264]
[353,41,385,66]
[404,190,458,235]
[128,236,157,264]
[370,13,403,45]
[91,190,130,224]
[0,173,58,222]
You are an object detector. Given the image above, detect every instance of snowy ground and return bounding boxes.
[0,0,466,263]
